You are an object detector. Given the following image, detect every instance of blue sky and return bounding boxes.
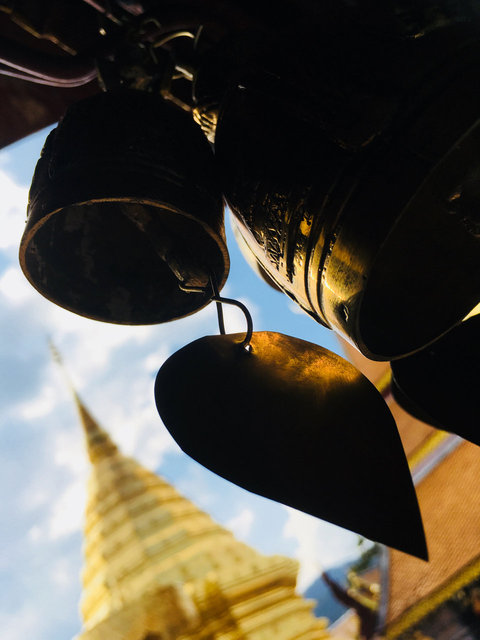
[0,127,362,639]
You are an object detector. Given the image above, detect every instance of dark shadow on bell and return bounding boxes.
[391,313,480,446]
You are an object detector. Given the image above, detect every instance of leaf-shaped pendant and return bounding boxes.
[155,331,427,560]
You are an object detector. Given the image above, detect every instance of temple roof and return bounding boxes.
[385,439,480,636]
[340,340,480,637]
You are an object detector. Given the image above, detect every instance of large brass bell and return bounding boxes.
[213,24,480,360]
[19,89,229,324]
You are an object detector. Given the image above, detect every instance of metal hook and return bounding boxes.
[180,278,254,350]
[211,294,253,351]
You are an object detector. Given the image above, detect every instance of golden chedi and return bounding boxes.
[71,390,336,640]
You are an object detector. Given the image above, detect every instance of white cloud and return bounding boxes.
[0,606,42,640]
[0,169,28,250]
[47,478,86,540]
[143,346,171,375]
[36,419,90,541]
[0,149,11,168]
[21,486,50,513]
[288,300,308,316]
[283,507,360,591]
[19,380,59,420]
[44,307,157,383]
[220,298,257,335]
[50,557,77,589]
[176,464,218,510]
[226,507,255,539]
[27,525,43,543]
[110,395,178,469]
[0,267,33,304]
[52,427,89,477]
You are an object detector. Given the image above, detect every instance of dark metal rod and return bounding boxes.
[0,37,96,86]
[0,63,95,87]
[81,0,123,24]
[210,276,226,335]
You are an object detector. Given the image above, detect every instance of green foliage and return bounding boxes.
[350,537,380,575]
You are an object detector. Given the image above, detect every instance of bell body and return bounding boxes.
[213,13,480,359]
[20,89,229,324]
[391,313,480,444]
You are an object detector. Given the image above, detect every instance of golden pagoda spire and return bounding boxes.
[50,346,338,640]
[73,391,119,463]
[49,340,118,462]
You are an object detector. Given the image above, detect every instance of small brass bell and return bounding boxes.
[20,89,229,324]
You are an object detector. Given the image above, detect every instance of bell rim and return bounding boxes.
[19,197,230,325]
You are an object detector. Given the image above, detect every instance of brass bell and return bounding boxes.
[20,89,229,324]
[214,25,480,360]
[391,313,480,445]
[230,217,281,292]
